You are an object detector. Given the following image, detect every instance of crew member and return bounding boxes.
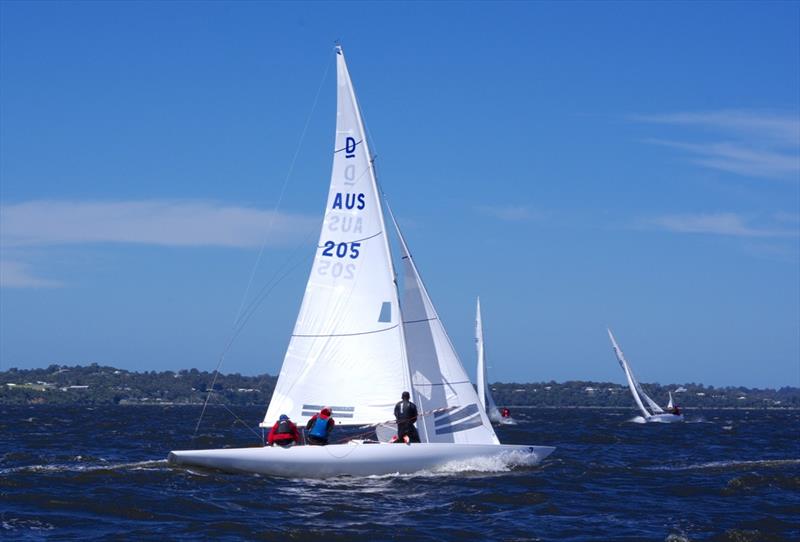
[306,407,335,445]
[267,414,300,447]
[501,407,511,418]
[394,391,420,444]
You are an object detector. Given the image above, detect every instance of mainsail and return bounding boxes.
[263,46,410,427]
[607,328,651,419]
[476,298,502,422]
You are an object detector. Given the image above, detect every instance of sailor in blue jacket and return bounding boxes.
[305,407,335,445]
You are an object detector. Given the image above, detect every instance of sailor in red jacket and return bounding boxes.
[267,414,300,447]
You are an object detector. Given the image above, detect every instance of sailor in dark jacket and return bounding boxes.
[394,391,421,444]
[267,414,300,447]
[305,407,335,445]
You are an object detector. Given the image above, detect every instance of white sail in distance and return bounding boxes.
[476,298,502,422]
[607,328,651,419]
[263,46,410,427]
[389,208,499,445]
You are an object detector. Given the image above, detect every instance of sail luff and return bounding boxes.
[607,328,651,419]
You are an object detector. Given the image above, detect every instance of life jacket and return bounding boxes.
[276,419,293,436]
[309,414,330,439]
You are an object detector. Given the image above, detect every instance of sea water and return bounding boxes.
[2,405,798,540]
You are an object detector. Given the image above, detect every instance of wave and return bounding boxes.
[645,459,800,472]
[0,459,168,475]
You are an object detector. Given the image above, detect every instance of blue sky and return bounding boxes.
[1,1,798,388]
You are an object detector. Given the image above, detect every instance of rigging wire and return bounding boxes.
[191,50,334,445]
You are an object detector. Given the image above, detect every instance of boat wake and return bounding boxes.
[0,459,168,475]
[365,450,546,479]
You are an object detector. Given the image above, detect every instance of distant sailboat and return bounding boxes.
[607,328,683,423]
[168,46,554,477]
[475,298,516,425]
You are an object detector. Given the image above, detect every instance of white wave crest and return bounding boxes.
[0,459,168,475]
[646,458,800,471]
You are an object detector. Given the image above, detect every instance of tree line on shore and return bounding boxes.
[1,364,797,408]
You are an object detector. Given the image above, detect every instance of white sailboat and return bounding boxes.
[475,298,516,425]
[168,46,554,477]
[607,328,683,423]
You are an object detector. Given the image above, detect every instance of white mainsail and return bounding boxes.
[389,211,499,445]
[667,391,674,410]
[476,298,502,422]
[607,328,651,419]
[263,46,410,427]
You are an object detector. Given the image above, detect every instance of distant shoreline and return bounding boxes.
[2,364,798,408]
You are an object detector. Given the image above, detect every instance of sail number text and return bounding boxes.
[321,241,361,259]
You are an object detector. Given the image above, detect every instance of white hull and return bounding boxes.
[647,413,684,423]
[497,417,518,426]
[168,442,555,478]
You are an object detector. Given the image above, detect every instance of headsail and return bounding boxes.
[667,391,674,410]
[607,328,651,419]
[263,46,410,427]
[389,209,499,445]
[637,383,665,414]
[476,298,502,422]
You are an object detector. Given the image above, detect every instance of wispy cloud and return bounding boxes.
[1,200,318,248]
[0,260,62,288]
[634,110,800,180]
[647,212,798,238]
[475,205,544,222]
[0,199,319,288]
[633,111,799,147]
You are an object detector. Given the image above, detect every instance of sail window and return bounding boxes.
[378,302,392,323]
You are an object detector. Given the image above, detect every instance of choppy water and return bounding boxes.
[2,405,799,541]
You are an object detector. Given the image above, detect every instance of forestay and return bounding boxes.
[476,298,502,422]
[389,211,499,445]
[263,46,410,427]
